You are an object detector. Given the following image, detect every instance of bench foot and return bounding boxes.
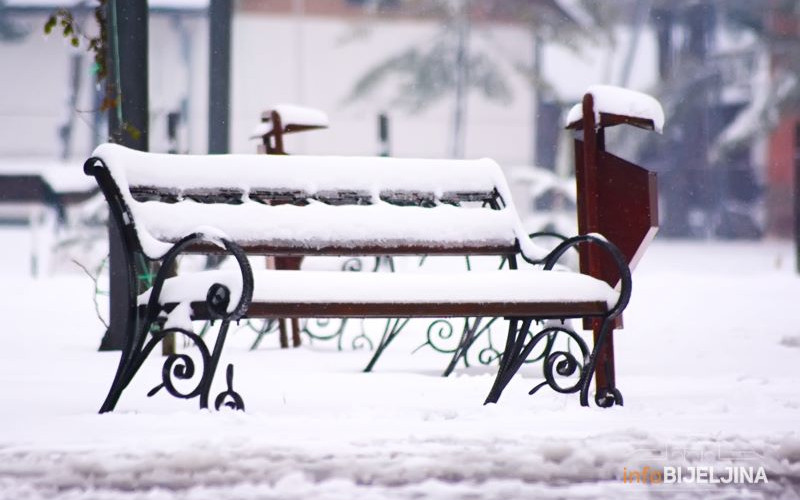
[99,320,243,412]
[100,318,245,413]
[484,318,591,405]
[144,322,238,410]
[214,363,245,411]
[579,318,623,408]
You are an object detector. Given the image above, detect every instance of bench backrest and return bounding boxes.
[86,143,547,261]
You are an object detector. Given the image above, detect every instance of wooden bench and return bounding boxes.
[85,143,632,413]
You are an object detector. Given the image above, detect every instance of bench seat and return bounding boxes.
[142,269,619,320]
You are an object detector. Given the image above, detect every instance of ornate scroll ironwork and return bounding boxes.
[98,232,253,413]
[363,318,412,372]
[484,319,591,404]
[246,318,280,350]
[484,233,633,408]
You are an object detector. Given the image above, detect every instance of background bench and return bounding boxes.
[85,142,633,413]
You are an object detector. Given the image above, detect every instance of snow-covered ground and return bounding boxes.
[0,228,798,499]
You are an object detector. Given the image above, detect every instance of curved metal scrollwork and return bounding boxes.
[541,234,631,407]
[526,326,590,396]
[420,319,458,354]
[143,325,244,410]
[99,231,252,412]
[477,345,502,366]
[245,319,280,350]
[341,257,364,272]
[485,320,590,405]
[145,327,212,401]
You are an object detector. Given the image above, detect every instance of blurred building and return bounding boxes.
[0,0,659,163]
[0,0,209,159]
[14,0,800,240]
[763,4,800,239]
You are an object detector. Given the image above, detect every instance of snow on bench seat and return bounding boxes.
[141,269,619,320]
[89,143,549,261]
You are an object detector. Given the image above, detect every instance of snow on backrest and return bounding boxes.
[90,143,549,261]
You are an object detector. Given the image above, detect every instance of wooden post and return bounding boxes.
[568,90,660,401]
[576,93,616,397]
[255,107,328,348]
[794,123,800,272]
[378,113,390,157]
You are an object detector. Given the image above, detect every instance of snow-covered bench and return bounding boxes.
[85,143,632,413]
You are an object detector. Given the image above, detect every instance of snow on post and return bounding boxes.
[251,104,330,139]
[565,85,665,133]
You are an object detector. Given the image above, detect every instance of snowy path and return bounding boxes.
[0,234,798,499]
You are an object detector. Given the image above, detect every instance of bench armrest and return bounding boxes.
[142,231,254,326]
[541,233,632,318]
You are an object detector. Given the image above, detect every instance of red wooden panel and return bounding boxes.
[587,149,658,286]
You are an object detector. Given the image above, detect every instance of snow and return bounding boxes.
[269,104,330,129]
[0,235,798,499]
[140,267,619,311]
[566,85,666,133]
[136,200,517,252]
[89,143,550,262]
[92,143,498,194]
[251,104,330,138]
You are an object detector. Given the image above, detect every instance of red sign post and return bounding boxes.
[255,106,329,348]
[566,91,660,402]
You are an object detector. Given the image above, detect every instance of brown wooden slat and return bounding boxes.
[187,300,608,320]
[180,241,519,256]
[130,185,181,203]
[566,112,656,132]
[379,190,436,207]
[183,187,245,204]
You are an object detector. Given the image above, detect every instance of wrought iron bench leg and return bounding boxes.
[484,318,532,404]
[579,317,623,407]
[142,319,244,411]
[442,317,487,377]
[363,318,410,372]
[99,307,148,413]
[485,319,593,405]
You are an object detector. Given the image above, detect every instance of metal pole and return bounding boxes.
[100,0,149,351]
[378,112,390,157]
[208,0,232,154]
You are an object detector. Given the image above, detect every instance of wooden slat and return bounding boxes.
[187,300,608,320]
[180,241,519,256]
[129,186,501,208]
[129,185,180,203]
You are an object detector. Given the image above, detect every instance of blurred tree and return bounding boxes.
[345,0,616,159]
[713,0,800,154]
[644,0,799,239]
